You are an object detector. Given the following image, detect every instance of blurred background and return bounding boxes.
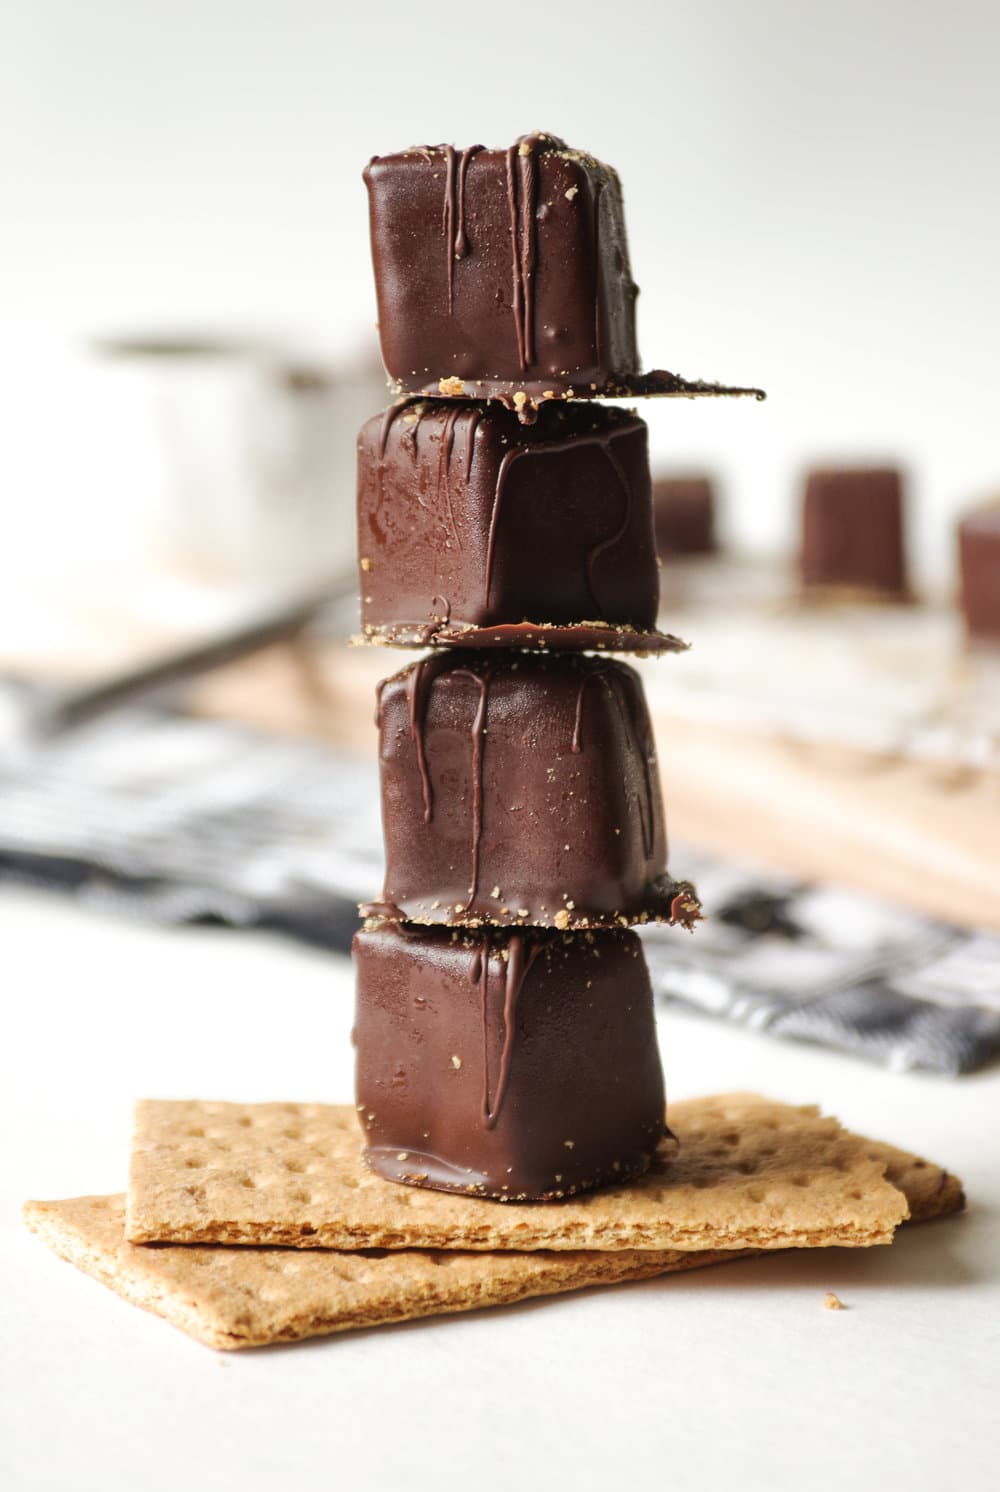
[1,0,998,1066]
[4,0,999,603]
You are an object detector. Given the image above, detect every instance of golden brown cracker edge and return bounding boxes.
[125,1093,911,1252]
[23,1195,738,1350]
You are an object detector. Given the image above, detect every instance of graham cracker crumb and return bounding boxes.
[823,1291,846,1311]
[554,910,570,930]
[564,186,578,201]
[439,377,464,396]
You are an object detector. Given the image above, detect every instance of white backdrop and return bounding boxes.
[3,0,999,593]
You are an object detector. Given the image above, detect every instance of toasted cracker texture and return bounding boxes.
[126,1093,910,1252]
[23,1195,730,1350]
[24,1130,962,1350]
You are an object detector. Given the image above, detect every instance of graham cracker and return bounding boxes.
[862,1139,965,1223]
[23,1195,732,1350]
[23,1140,961,1351]
[125,1093,913,1252]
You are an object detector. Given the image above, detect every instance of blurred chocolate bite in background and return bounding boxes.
[651,475,717,560]
[958,504,1000,644]
[800,466,908,600]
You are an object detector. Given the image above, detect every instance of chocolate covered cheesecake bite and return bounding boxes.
[364,132,764,416]
[357,397,684,652]
[800,467,909,600]
[958,504,1000,644]
[372,650,696,931]
[365,134,637,404]
[652,475,717,559]
[354,922,666,1199]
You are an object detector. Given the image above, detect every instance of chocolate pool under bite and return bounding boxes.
[354,922,666,1199]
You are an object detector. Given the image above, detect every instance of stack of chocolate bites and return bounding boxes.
[21,138,970,1353]
[353,133,759,1202]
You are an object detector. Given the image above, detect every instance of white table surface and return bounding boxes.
[2,886,997,1492]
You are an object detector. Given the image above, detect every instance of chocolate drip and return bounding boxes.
[483,428,635,612]
[599,671,656,858]
[454,145,481,259]
[443,144,483,312]
[436,405,464,549]
[504,146,526,372]
[372,398,423,545]
[593,182,603,366]
[377,397,424,461]
[570,664,655,857]
[585,438,633,612]
[442,145,457,312]
[480,934,541,1130]
[484,447,519,608]
[451,666,493,910]
[403,654,452,824]
[518,145,537,367]
[462,406,482,482]
[503,139,541,372]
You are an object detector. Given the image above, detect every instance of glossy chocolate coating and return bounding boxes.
[353,922,666,1199]
[365,133,638,399]
[373,650,698,930]
[652,475,717,558]
[357,398,670,646]
[800,467,908,598]
[958,506,1000,643]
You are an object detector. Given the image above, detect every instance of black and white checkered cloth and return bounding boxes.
[1,680,997,1074]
